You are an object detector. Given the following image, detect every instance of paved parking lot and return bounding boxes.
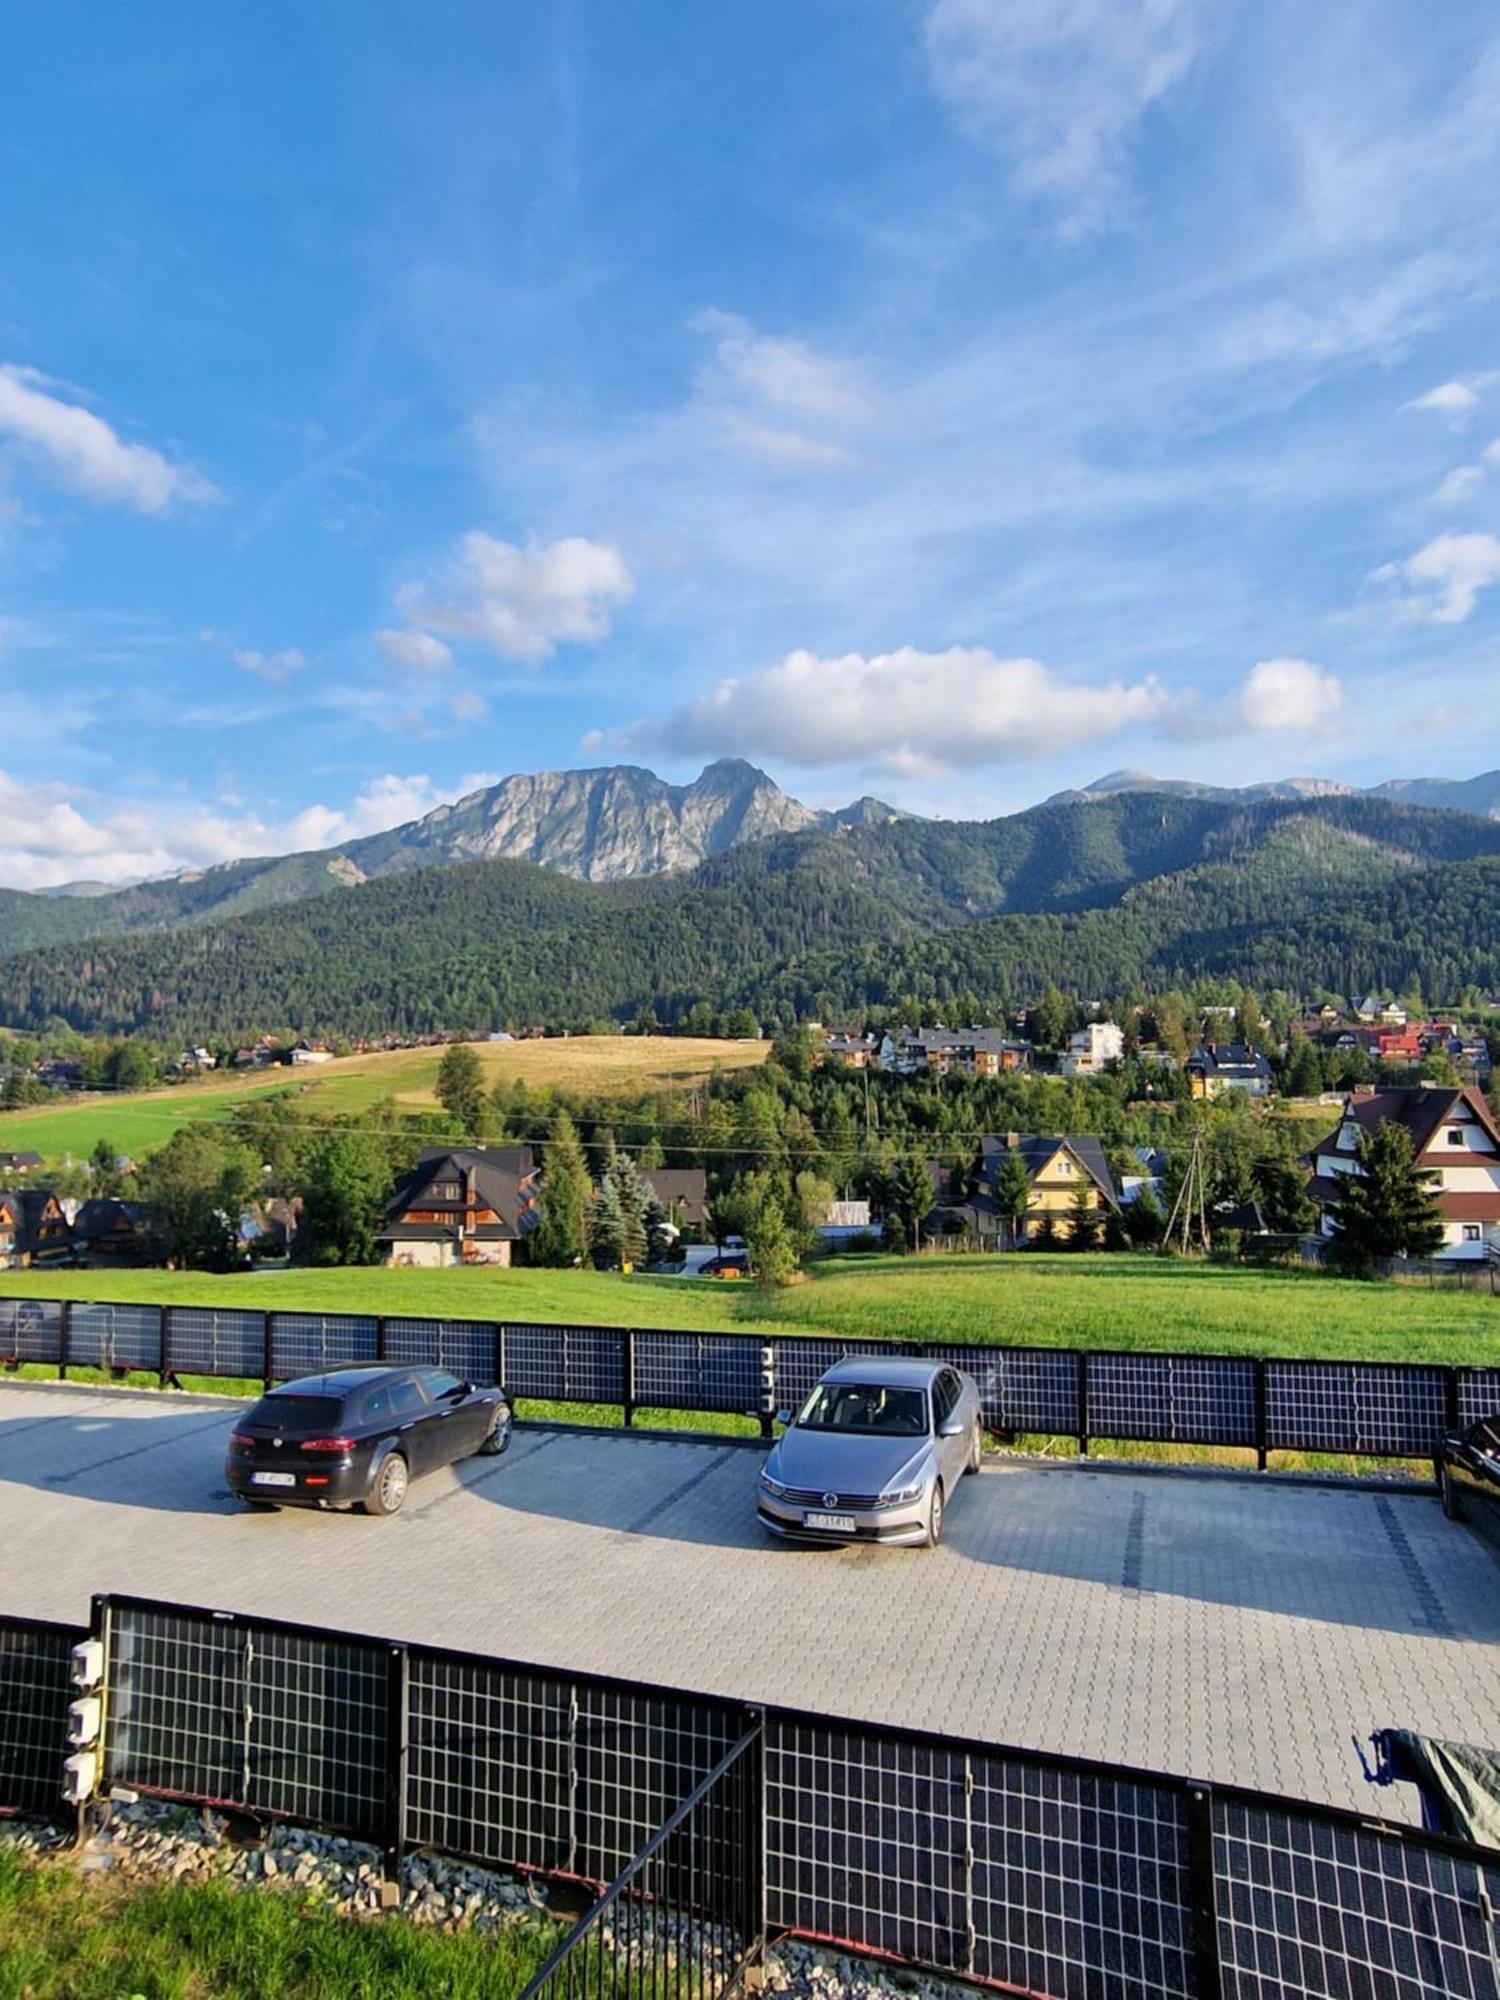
[3,1379,1497,1818]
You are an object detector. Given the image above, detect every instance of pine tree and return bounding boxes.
[604,1153,650,1269]
[1332,1119,1446,1264]
[1068,1176,1101,1250]
[891,1149,935,1253]
[435,1043,484,1132]
[588,1178,625,1269]
[747,1189,798,1287]
[992,1149,1033,1248]
[533,1110,592,1267]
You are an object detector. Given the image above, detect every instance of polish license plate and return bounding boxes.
[803,1511,856,1533]
[251,1472,296,1488]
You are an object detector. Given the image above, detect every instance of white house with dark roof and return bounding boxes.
[1307,1086,1500,1260]
[378,1147,539,1268]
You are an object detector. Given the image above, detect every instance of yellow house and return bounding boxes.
[972,1133,1119,1241]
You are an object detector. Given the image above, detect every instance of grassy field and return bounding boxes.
[0,1848,559,2000]
[6,1252,1497,1364]
[0,1035,768,1163]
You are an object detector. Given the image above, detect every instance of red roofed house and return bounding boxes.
[1308,1086,1500,1260]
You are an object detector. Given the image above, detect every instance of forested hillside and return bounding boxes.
[2,795,1499,1039]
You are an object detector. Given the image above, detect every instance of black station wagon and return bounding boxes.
[226,1364,511,1516]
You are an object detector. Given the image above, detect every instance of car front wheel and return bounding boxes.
[1440,1466,1462,1521]
[477,1404,513,1457]
[924,1482,945,1549]
[966,1424,983,1474]
[363,1452,409,1517]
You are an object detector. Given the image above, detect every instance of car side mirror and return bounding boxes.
[448,1383,471,1400]
[776,1410,790,1427]
[940,1417,965,1437]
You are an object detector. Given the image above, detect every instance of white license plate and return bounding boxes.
[803,1511,856,1532]
[251,1472,296,1488]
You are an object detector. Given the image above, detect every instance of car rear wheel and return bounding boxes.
[363,1452,409,1517]
[477,1404,513,1457]
[924,1482,945,1549]
[1440,1466,1463,1521]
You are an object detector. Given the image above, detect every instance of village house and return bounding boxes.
[1307,1085,1500,1260]
[879,1026,1032,1078]
[822,1029,879,1068]
[0,1189,73,1269]
[0,1152,43,1175]
[927,1133,1120,1247]
[378,1146,539,1268]
[639,1168,708,1234]
[72,1199,152,1267]
[1187,1043,1275,1100]
[1057,1022,1124,1077]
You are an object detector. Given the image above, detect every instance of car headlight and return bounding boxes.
[759,1471,790,1497]
[877,1483,925,1507]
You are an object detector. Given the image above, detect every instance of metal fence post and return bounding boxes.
[622,1329,636,1428]
[382,1644,409,1907]
[1076,1351,1089,1457]
[1185,1781,1224,2000]
[1254,1358,1268,1472]
[1444,1367,1461,1442]
[376,1316,389,1364]
[760,1345,776,1441]
[262,1313,275,1392]
[158,1307,172,1389]
[58,1299,71,1381]
[494,1323,507,1398]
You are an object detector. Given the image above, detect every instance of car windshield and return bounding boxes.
[795,1383,928,1435]
[245,1395,344,1433]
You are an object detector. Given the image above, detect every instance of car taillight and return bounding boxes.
[299,1437,355,1453]
[229,1431,254,1447]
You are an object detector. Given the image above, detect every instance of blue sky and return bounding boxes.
[2,0,1499,886]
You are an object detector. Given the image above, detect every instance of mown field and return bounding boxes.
[0,1035,768,1163]
[0,1848,559,2000]
[6,1253,1497,1365]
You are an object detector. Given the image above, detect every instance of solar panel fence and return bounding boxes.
[0,1296,63,1367]
[4,1291,1491,1465]
[5,1593,1499,1997]
[0,1614,78,1819]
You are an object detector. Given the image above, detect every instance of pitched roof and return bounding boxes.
[1310,1085,1500,1164]
[1188,1043,1273,1079]
[975,1133,1118,1206]
[381,1146,539,1240]
[641,1168,708,1221]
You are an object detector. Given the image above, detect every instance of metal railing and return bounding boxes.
[518,1724,763,2000]
[3,1291,1494,1467]
[3,1591,1498,1998]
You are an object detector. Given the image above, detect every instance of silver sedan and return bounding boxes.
[756,1357,983,1548]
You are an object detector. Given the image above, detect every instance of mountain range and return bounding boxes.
[1045,768,1500,817]
[0,759,904,957]
[2,787,1498,1041]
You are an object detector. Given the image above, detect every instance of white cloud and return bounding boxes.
[0,769,500,890]
[0,365,219,514]
[1402,380,1480,421]
[1236,658,1343,732]
[233,646,307,684]
[924,0,1208,237]
[1375,532,1500,624]
[690,311,872,471]
[389,531,634,664]
[375,627,455,673]
[1434,465,1485,508]
[449,691,490,724]
[627,644,1167,772]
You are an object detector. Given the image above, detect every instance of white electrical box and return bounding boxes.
[68,1696,103,1747]
[71,1639,105,1689]
[63,1750,98,1804]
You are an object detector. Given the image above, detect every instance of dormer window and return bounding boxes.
[1446,1128,1465,1146]
[435,1180,460,1200]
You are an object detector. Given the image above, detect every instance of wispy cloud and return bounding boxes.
[233,646,307,684]
[0,365,219,514]
[924,0,1211,239]
[1372,532,1500,624]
